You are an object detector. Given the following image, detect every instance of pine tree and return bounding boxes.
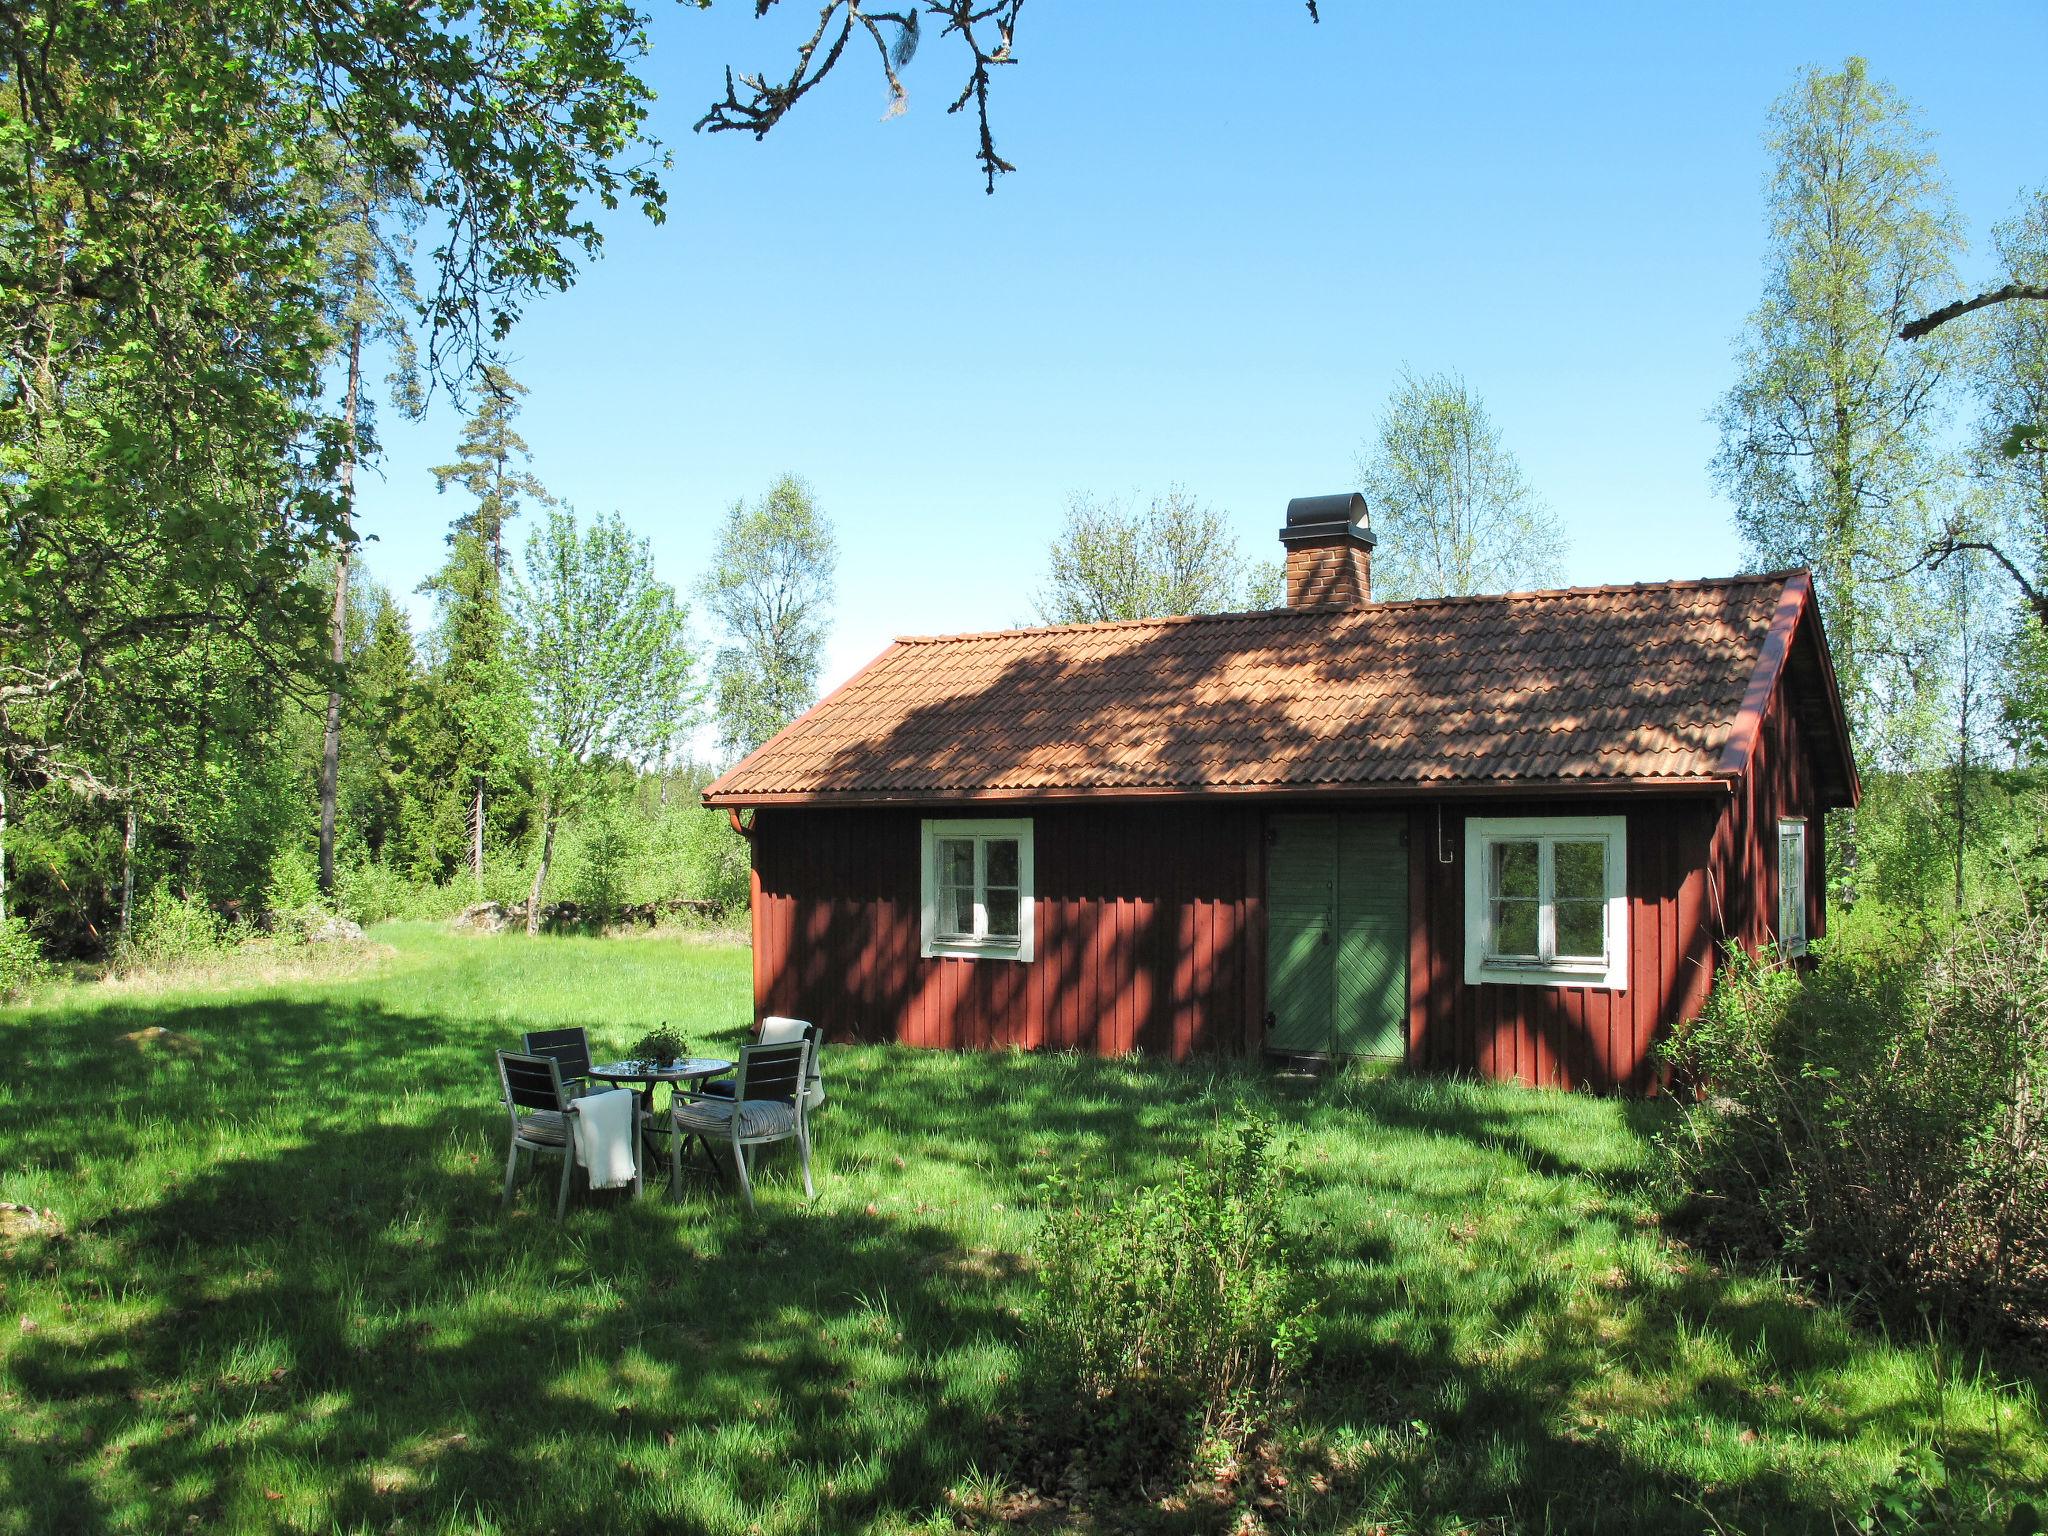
[430,367,552,578]
[421,371,549,883]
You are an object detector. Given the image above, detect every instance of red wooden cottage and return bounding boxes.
[702,494,1859,1093]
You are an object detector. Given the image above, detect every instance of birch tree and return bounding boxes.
[700,476,838,761]
[514,508,696,934]
[1354,369,1566,599]
[1034,488,1280,624]
[1710,58,1964,755]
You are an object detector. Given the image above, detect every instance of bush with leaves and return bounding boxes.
[1662,911,2048,1342]
[116,882,234,970]
[1022,1120,1317,1490]
[569,794,643,925]
[0,917,48,999]
[260,845,331,942]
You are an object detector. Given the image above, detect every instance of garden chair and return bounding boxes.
[696,1017,825,1112]
[496,1049,643,1218]
[668,1038,814,1213]
[521,1026,597,1097]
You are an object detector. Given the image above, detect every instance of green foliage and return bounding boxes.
[1662,918,2048,1342]
[0,916,47,999]
[699,475,838,760]
[569,794,642,924]
[3,930,2044,1532]
[1711,57,1964,760]
[1033,486,1277,624]
[262,845,332,944]
[628,1023,688,1065]
[333,858,416,928]
[1,0,666,812]
[1025,1120,1317,1481]
[677,805,752,913]
[117,882,233,970]
[1354,367,1567,598]
[512,506,697,926]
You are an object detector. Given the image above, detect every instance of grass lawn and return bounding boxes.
[2,925,2042,1535]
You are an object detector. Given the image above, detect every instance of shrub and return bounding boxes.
[1662,912,2048,1343]
[1022,1120,1317,1487]
[0,916,48,999]
[116,881,233,970]
[678,805,750,912]
[334,857,414,926]
[571,796,642,925]
[262,845,330,942]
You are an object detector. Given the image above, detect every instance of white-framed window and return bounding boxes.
[1462,815,1629,990]
[1777,817,1808,958]
[920,818,1035,961]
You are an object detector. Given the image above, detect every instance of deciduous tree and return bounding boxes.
[700,477,839,762]
[1034,488,1279,624]
[1710,58,1965,754]
[514,509,697,933]
[1353,370,1565,600]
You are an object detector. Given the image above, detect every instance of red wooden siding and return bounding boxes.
[751,805,1260,1059]
[1404,799,1720,1093]
[1709,628,1828,954]
[748,645,1832,1094]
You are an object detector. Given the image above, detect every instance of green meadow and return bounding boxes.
[1,926,2040,1534]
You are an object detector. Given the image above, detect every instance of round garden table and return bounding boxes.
[586,1056,734,1116]
[587,1057,735,1175]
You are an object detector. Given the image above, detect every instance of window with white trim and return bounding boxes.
[920,818,1035,961]
[1777,818,1808,958]
[1463,815,1629,989]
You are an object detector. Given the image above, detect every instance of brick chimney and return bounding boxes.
[1279,492,1375,607]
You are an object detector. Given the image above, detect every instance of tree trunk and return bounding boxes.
[319,320,365,896]
[0,779,8,926]
[120,801,137,936]
[525,796,557,937]
[470,774,486,886]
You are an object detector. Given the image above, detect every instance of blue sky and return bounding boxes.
[352,1,2048,708]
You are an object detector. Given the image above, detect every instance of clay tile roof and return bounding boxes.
[703,573,1808,805]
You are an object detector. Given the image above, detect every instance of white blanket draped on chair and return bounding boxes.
[571,1088,639,1190]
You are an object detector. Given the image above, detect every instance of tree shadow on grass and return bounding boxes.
[4,998,2041,1535]
[6,1121,1031,1534]
[1,996,1040,1534]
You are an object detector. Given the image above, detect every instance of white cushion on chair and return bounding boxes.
[757,1018,825,1110]
[672,1098,796,1139]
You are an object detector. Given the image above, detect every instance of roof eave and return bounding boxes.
[702,775,1740,810]
[1713,571,1861,810]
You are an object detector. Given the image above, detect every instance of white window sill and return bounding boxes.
[1469,959,1624,991]
[924,937,1028,962]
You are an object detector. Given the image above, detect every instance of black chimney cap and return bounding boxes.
[1280,492,1374,546]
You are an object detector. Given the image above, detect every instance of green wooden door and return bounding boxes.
[1334,816,1407,1057]
[1265,815,1335,1053]
[1265,814,1407,1058]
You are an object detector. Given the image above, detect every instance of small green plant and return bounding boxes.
[116,881,233,970]
[629,1023,687,1065]
[263,845,330,942]
[334,857,412,926]
[0,916,48,999]
[570,796,643,925]
[1022,1119,1317,1489]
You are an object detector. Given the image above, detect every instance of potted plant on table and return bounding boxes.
[628,1024,688,1070]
